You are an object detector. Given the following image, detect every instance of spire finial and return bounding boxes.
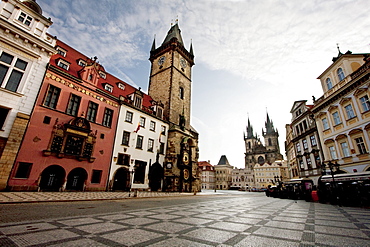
[337,43,342,55]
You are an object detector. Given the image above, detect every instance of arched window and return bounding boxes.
[337,68,345,81]
[326,78,332,90]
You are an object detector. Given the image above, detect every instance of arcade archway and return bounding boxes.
[66,167,87,191]
[39,165,65,191]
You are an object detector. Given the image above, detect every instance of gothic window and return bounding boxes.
[66,94,81,116]
[0,51,28,92]
[122,131,130,146]
[102,108,113,127]
[268,138,272,146]
[43,85,61,109]
[337,68,345,81]
[86,101,98,122]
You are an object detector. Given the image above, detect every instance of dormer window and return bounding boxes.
[57,59,70,70]
[104,83,113,93]
[18,12,32,26]
[337,68,345,81]
[117,82,125,90]
[56,47,67,57]
[326,78,332,90]
[78,59,86,67]
[134,96,142,108]
[88,74,93,81]
[99,71,106,79]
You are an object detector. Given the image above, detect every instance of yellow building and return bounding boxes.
[254,160,289,189]
[312,49,370,174]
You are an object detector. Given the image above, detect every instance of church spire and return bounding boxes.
[151,35,156,52]
[190,40,194,56]
[162,22,184,46]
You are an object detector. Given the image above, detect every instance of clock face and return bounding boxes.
[183,152,189,164]
[166,163,172,169]
[180,58,187,68]
[158,56,165,65]
[183,169,189,180]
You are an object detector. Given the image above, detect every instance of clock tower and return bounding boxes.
[148,22,199,192]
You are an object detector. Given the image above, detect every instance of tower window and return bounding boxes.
[179,87,184,99]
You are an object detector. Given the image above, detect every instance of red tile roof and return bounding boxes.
[51,39,156,113]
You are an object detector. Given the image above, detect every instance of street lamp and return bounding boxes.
[129,168,135,197]
[322,161,340,205]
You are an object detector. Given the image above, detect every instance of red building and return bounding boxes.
[7,40,122,191]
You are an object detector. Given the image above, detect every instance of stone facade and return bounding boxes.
[148,23,199,192]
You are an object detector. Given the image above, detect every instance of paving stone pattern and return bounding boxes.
[0,192,189,203]
[0,195,369,246]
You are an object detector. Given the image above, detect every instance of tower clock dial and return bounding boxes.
[183,152,189,165]
[158,56,166,65]
[180,58,187,68]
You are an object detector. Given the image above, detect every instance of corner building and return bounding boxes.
[0,0,56,190]
[148,23,200,192]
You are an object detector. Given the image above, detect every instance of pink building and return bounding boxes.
[7,40,122,191]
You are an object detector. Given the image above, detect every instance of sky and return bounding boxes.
[37,0,370,168]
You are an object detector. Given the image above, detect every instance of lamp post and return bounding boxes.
[322,161,340,205]
[129,168,135,197]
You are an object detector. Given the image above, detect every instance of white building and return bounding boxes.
[108,89,169,191]
[0,0,56,190]
[198,161,215,190]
